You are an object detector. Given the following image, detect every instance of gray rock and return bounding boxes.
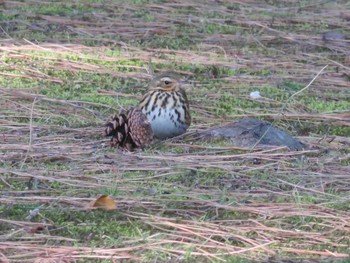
[322,31,346,41]
[194,118,306,150]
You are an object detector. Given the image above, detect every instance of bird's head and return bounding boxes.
[149,73,183,91]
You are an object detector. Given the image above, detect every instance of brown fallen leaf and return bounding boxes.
[24,225,45,234]
[86,195,117,210]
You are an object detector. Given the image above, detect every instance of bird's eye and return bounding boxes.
[164,80,171,85]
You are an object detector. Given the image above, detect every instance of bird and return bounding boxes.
[139,72,191,139]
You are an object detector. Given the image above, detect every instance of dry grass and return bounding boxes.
[0,0,349,262]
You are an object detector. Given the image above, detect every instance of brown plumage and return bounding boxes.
[105,107,153,151]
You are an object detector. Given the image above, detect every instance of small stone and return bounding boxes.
[322,31,345,41]
[250,91,262,100]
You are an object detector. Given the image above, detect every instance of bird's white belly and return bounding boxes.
[145,107,187,139]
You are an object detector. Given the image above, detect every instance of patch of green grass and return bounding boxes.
[235,68,277,77]
[139,34,196,49]
[215,94,263,115]
[1,204,150,243]
[279,81,304,92]
[202,23,239,34]
[301,97,350,113]
[0,177,30,191]
[20,3,95,17]
[219,256,247,263]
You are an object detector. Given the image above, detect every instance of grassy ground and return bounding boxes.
[1,0,350,262]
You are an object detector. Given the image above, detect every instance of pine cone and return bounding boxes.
[105,107,153,151]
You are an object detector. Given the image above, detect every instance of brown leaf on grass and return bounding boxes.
[86,195,117,210]
[24,225,45,234]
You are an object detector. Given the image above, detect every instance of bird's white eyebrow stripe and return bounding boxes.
[161,77,172,82]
